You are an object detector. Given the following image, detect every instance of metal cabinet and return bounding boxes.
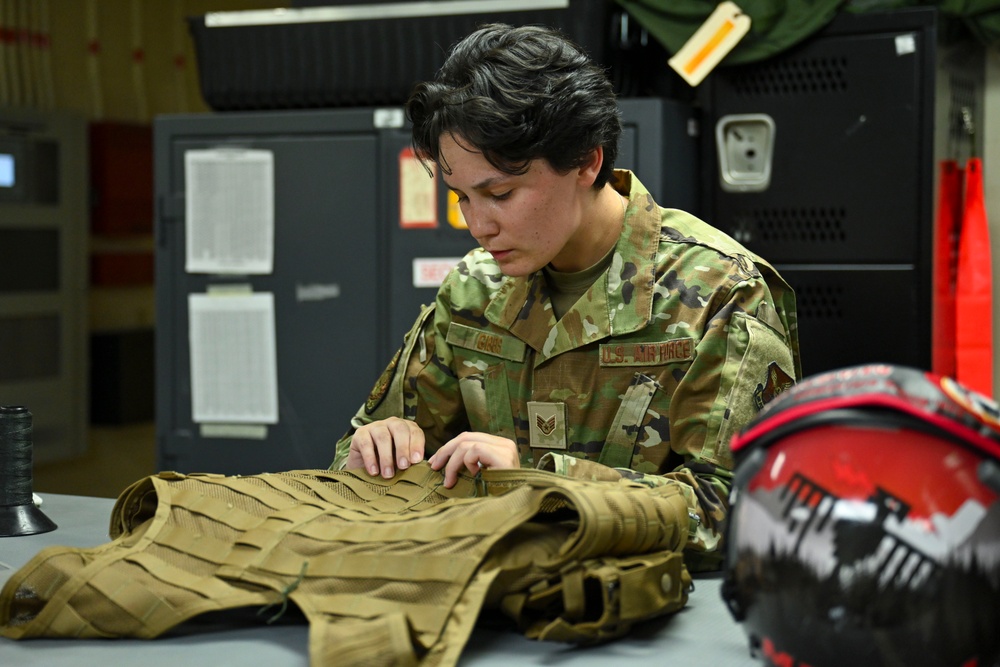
[0,109,88,464]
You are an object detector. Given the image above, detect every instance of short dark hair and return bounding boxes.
[406,23,621,189]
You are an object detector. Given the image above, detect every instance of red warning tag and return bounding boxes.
[399,146,437,229]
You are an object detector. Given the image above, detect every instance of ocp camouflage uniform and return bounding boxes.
[333,170,800,572]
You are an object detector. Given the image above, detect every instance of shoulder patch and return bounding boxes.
[365,348,401,415]
[754,361,795,410]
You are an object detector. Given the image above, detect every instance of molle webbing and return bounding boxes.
[0,464,692,666]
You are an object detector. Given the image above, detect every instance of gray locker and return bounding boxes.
[699,8,985,377]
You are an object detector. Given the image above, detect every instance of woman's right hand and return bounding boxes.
[345,417,426,478]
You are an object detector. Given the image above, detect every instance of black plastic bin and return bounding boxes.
[187,0,613,111]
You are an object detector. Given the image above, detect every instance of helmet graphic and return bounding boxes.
[722,364,1000,667]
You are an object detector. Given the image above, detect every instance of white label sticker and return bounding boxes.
[895,33,916,56]
[413,258,462,288]
[200,423,269,439]
[373,108,405,128]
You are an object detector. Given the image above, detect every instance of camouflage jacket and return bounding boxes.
[333,170,800,571]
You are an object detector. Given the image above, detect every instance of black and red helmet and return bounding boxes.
[722,364,1000,667]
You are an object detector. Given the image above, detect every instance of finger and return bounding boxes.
[350,430,380,477]
[387,419,425,469]
[367,424,399,479]
[428,435,462,470]
[442,442,479,488]
[441,449,466,488]
[475,437,520,469]
[463,447,484,477]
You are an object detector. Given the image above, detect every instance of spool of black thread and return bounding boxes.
[0,405,56,536]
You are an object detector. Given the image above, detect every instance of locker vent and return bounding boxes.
[793,283,844,320]
[734,207,847,245]
[729,57,848,97]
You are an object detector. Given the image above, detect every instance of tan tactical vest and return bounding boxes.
[0,463,692,666]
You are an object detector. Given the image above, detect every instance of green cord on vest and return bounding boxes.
[474,469,487,497]
[258,560,309,624]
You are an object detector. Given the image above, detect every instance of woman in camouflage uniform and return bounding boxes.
[332,23,800,570]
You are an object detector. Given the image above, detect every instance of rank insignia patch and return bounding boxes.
[365,348,401,415]
[528,401,566,449]
[754,361,795,410]
[536,414,556,436]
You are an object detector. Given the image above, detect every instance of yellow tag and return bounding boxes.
[668,1,751,87]
[447,190,468,229]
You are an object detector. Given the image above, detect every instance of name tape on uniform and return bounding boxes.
[600,339,695,367]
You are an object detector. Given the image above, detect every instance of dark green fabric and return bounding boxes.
[614,0,1000,66]
[613,0,846,65]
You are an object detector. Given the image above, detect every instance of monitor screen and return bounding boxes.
[0,154,14,188]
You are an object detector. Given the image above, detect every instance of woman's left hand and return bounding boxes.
[428,432,520,488]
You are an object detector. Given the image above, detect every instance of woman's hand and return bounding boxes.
[429,432,519,488]
[345,417,425,478]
